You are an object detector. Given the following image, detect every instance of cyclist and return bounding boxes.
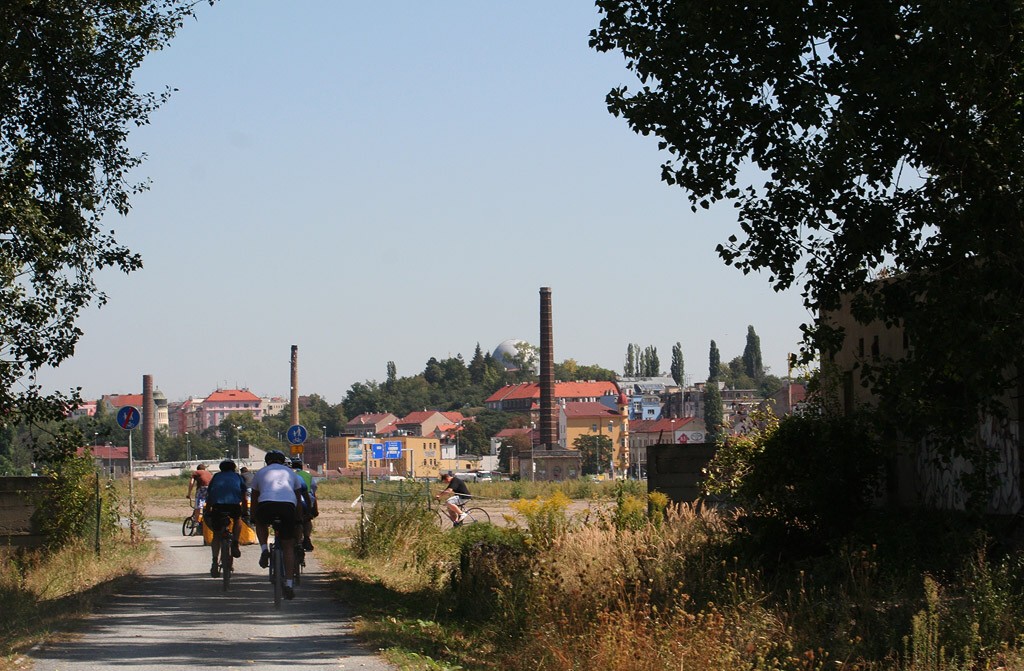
[436,471,470,526]
[289,457,317,552]
[186,463,212,524]
[204,459,248,577]
[251,449,305,600]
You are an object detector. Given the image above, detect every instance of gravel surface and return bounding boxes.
[24,520,396,671]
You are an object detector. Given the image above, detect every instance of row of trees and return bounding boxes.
[624,327,784,398]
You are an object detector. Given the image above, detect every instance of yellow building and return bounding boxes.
[329,435,465,479]
[558,401,628,476]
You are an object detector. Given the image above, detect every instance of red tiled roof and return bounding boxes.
[485,381,620,403]
[628,419,657,433]
[204,389,260,403]
[561,402,620,418]
[494,427,532,438]
[347,413,391,426]
[78,445,130,460]
[441,411,466,423]
[105,394,143,408]
[397,411,439,425]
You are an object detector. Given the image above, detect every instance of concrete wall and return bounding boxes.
[647,443,717,504]
[0,476,51,548]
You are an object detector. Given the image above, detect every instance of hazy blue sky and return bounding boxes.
[37,1,811,405]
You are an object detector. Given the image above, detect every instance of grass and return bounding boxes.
[317,491,1024,671]
[0,533,156,670]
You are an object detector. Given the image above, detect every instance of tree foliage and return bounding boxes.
[573,433,613,476]
[590,2,1024,449]
[554,359,618,382]
[0,1,207,458]
[705,341,723,443]
[624,343,636,377]
[742,326,763,381]
[704,408,885,540]
[670,341,684,386]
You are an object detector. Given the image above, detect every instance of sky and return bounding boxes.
[36,1,811,405]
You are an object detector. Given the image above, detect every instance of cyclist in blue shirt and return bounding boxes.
[204,459,248,577]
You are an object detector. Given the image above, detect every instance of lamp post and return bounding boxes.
[185,432,191,463]
[235,425,241,461]
[322,426,327,473]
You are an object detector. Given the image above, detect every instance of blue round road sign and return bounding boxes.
[286,424,308,445]
[117,406,141,430]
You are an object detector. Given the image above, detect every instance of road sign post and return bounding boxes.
[286,424,308,457]
[116,406,141,542]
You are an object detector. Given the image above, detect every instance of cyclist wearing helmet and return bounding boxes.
[204,459,248,577]
[250,449,305,599]
[289,457,317,552]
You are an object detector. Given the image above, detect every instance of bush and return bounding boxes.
[450,524,531,626]
[32,456,122,550]
[353,491,435,560]
[705,410,885,541]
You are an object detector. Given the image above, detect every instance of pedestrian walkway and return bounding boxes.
[26,520,396,671]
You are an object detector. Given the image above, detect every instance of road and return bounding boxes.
[25,521,396,671]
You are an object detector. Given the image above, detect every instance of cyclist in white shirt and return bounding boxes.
[250,450,305,600]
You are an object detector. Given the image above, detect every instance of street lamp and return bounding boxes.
[235,425,241,460]
[185,432,191,463]
[322,426,327,472]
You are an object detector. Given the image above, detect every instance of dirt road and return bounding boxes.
[143,496,614,540]
[24,520,396,671]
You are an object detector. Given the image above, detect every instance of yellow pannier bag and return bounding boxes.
[203,514,256,545]
[238,518,256,545]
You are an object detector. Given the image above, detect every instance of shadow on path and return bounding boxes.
[27,521,395,671]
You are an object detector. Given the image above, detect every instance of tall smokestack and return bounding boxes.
[539,287,557,450]
[142,374,156,460]
[290,345,299,426]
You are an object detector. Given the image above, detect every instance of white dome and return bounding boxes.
[493,339,532,370]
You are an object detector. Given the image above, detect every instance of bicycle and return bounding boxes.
[212,513,235,591]
[293,541,305,587]
[266,515,301,607]
[435,496,490,528]
[182,500,204,537]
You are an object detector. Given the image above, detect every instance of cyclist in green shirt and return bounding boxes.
[289,457,317,551]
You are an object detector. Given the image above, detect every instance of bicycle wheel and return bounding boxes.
[463,507,490,524]
[220,535,232,591]
[293,545,303,586]
[434,509,447,529]
[271,545,284,608]
[182,516,196,536]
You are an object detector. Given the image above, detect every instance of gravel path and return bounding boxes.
[24,520,396,671]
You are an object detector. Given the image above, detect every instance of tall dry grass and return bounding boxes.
[326,485,1024,671]
[1,531,155,661]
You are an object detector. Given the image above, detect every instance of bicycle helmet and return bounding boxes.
[219,459,236,472]
[265,449,287,465]
[290,457,303,469]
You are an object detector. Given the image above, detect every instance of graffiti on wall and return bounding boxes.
[914,416,1020,514]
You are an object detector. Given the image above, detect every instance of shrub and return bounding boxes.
[450,524,531,626]
[508,492,574,549]
[353,491,435,560]
[32,456,122,551]
[705,410,885,541]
